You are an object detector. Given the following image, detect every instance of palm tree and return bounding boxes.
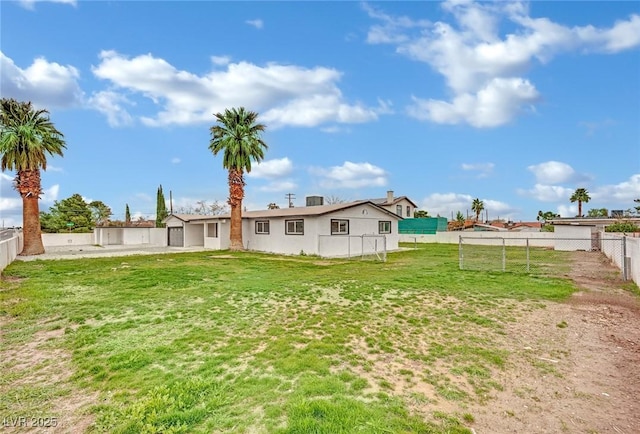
[471,198,484,222]
[209,107,267,251]
[570,188,591,217]
[0,99,66,255]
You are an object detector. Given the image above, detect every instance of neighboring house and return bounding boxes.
[163,200,402,257]
[368,190,418,218]
[550,217,640,251]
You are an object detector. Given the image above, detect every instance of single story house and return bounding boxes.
[163,200,403,257]
[368,191,418,219]
[550,217,640,251]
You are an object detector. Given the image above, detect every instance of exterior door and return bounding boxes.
[168,227,184,247]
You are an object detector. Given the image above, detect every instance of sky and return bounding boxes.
[1,0,639,226]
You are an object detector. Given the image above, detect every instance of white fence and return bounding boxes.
[0,230,23,273]
[400,231,556,246]
[318,234,387,260]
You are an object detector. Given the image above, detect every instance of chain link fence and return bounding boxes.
[459,236,626,277]
[318,234,387,261]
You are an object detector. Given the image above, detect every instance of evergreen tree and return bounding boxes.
[125,204,131,225]
[40,193,93,232]
[156,185,168,227]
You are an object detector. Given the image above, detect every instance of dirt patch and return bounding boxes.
[468,251,640,433]
[0,321,99,433]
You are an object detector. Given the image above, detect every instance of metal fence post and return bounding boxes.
[502,238,506,272]
[623,236,628,280]
[526,238,530,272]
[459,235,463,270]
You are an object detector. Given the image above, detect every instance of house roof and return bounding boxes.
[165,200,403,223]
[368,196,418,208]
[549,217,640,226]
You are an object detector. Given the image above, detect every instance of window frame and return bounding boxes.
[406,206,411,217]
[285,219,304,235]
[207,223,218,238]
[379,220,391,234]
[396,204,402,216]
[255,220,270,235]
[330,219,349,235]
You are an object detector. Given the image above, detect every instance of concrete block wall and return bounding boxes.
[0,232,23,273]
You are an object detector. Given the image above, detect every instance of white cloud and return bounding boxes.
[461,162,494,178]
[0,52,83,108]
[557,204,577,218]
[527,161,575,184]
[91,50,384,128]
[211,55,231,66]
[46,165,64,173]
[517,183,574,202]
[18,0,76,10]
[0,173,60,227]
[257,180,298,193]
[171,157,181,164]
[366,1,640,128]
[420,192,516,220]
[526,161,592,184]
[407,78,539,127]
[310,161,387,189]
[88,90,134,127]
[593,174,640,204]
[246,19,264,29]
[247,158,293,179]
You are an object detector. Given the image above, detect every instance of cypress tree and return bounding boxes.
[125,203,131,225]
[156,185,168,227]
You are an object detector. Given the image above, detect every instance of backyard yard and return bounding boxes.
[1,244,638,433]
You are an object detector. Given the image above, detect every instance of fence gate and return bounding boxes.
[458,236,627,278]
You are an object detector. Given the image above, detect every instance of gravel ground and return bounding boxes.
[15,244,208,261]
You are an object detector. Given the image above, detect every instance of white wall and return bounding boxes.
[624,236,640,285]
[94,227,168,246]
[0,231,23,273]
[554,225,593,251]
[399,232,556,247]
[244,203,399,257]
[184,223,204,247]
[149,228,167,247]
[42,233,94,247]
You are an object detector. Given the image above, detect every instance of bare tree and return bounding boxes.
[324,195,346,205]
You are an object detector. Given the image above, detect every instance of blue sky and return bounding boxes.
[1,0,639,226]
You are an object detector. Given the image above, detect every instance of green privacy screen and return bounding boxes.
[398,217,448,234]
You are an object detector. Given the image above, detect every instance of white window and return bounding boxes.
[331,219,349,235]
[285,219,304,235]
[207,223,218,238]
[255,220,269,234]
[379,221,391,234]
[396,205,402,216]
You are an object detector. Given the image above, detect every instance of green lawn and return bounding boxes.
[0,244,577,433]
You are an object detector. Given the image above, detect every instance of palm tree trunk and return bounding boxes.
[228,169,245,251]
[16,169,45,255]
[578,201,582,217]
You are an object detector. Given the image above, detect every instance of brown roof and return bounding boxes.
[166,200,403,223]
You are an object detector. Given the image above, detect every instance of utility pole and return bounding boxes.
[285,193,296,208]
[170,190,174,214]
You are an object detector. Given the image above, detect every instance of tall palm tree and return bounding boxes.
[471,198,484,222]
[570,188,591,217]
[209,107,267,251]
[0,99,66,255]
